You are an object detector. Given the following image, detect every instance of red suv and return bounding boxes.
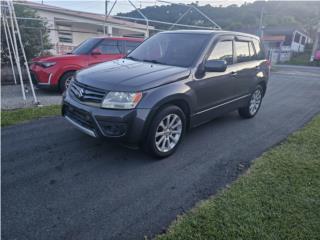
[30,37,144,92]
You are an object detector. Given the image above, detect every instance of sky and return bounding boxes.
[29,0,256,15]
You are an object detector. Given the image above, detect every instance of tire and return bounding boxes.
[238,85,264,119]
[59,71,75,93]
[144,105,186,158]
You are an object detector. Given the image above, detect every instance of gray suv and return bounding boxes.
[62,30,270,158]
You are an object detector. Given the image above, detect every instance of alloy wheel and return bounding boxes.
[249,88,262,115]
[155,113,182,153]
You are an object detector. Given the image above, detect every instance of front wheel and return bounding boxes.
[59,71,75,93]
[238,85,263,118]
[144,105,186,158]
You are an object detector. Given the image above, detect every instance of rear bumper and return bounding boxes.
[62,92,151,144]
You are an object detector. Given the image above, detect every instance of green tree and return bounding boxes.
[1,4,52,64]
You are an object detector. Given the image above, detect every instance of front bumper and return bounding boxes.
[62,92,151,144]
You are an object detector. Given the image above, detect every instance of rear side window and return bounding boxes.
[125,41,141,54]
[249,42,255,58]
[96,40,122,54]
[235,41,252,63]
[252,39,265,60]
[208,40,233,65]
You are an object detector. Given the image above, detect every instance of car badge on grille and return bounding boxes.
[76,87,85,98]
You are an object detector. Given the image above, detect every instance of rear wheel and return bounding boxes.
[238,85,263,118]
[59,71,75,93]
[144,105,186,158]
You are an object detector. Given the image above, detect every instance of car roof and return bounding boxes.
[161,30,260,40]
[93,36,144,41]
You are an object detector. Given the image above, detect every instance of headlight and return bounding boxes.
[39,62,56,68]
[101,92,143,109]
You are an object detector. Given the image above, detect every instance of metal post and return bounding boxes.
[169,6,192,30]
[3,16,17,85]
[7,1,26,101]
[9,0,39,104]
[259,6,264,38]
[104,0,108,35]
[157,0,221,30]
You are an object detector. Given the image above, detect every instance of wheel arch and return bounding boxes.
[141,96,192,144]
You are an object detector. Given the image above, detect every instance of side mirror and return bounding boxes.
[204,60,227,72]
[91,48,102,55]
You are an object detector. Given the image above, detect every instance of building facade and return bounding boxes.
[17,1,152,54]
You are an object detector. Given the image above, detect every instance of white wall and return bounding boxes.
[34,9,147,54]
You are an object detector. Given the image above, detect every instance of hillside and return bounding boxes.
[118,1,320,38]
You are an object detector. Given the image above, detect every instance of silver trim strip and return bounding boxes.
[65,115,97,138]
[38,73,52,85]
[194,94,251,116]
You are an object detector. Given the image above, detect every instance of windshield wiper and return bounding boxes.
[142,59,162,64]
[126,56,140,61]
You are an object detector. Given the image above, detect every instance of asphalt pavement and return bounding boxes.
[2,65,320,240]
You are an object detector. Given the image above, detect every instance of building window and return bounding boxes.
[294,33,300,43]
[58,32,73,43]
[57,23,73,44]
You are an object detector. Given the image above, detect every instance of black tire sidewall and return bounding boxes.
[59,72,74,93]
[239,85,264,118]
[145,105,186,158]
[249,85,263,117]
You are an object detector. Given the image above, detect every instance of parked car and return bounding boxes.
[314,50,320,61]
[30,37,143,92]
[62,30,270,158]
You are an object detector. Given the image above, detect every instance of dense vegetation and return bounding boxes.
[1,5,52,63]
[118,1,320,38]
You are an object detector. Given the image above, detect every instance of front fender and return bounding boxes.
[53,64,83,85]
[138,80,196,112]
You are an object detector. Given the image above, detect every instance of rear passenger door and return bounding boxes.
[232,37,259,97]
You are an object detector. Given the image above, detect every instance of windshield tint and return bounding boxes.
[127,33,211,67]
[72,38,101,55]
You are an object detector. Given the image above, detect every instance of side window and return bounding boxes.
[125,41,141,54]
[249,42,256,58]
[95,40,121,54]
[208,40,233,65]
[252,39,265,60]
[235,41,252,63]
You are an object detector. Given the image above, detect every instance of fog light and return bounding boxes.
[102,122,127,137]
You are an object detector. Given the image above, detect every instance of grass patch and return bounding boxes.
[157,115,320,240]
[1,105,61,127]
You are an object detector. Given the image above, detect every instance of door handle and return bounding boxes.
[231,71,238,76]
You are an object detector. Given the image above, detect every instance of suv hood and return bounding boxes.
[76,59,191,92]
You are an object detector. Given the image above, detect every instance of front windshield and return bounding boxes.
[72,38,101,55]
[127,33,211,68]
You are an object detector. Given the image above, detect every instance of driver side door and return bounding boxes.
[193,36,238,114]
[88,39,124,66]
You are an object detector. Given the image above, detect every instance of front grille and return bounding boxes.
[64,105,94,130]
[70,81,106,105]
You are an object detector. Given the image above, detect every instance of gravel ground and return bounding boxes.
[1,85,62,110]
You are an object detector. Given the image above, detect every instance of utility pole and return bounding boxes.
[259,5,264,38]
[104,0,108,35]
